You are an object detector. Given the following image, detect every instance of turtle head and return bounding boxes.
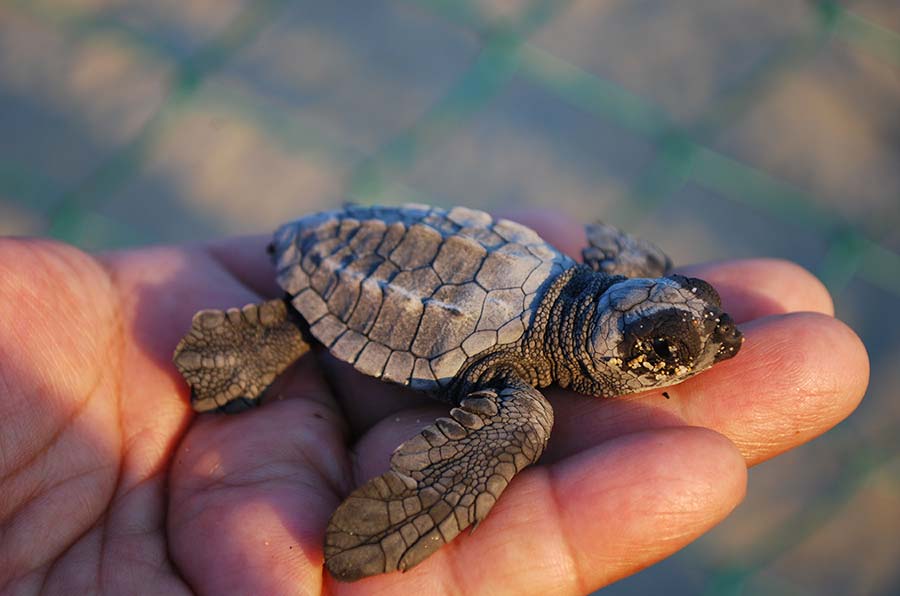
[588,274,743,394]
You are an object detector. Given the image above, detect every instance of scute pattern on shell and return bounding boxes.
[271,204,574,390]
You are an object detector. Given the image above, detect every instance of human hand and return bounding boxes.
[0,213,867,595]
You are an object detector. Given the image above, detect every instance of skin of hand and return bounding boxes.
[0,212,868,595]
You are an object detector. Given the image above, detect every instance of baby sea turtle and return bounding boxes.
[173,204,743,581]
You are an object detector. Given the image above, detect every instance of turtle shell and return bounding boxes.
[270,204,574,391]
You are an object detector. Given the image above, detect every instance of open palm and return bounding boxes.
[0,214,868,595]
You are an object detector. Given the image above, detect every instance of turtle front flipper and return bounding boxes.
[324,379,554,581]
[583,221,672,278]
[173,299,310,413]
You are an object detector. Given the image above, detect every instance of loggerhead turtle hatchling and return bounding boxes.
[173,204,743,581]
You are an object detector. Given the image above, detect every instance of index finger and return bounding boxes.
[546,309,868,465]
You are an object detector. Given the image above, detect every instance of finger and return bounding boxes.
[548,312,869,465]
[500,209,587,260]
[97,244,264,445]
[327,427,746,595]
[678,258,834,321]
[206,235,281,298]
[104,242,343,416]
[168,356,350,595]
[101,244,266,360]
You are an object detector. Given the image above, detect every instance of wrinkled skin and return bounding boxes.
[0,213,868,595]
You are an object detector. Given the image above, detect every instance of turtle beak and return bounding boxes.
[712,313,743,362]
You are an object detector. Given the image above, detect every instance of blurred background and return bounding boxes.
[1,0,898,593]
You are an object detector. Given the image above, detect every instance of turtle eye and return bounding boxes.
[651,337,676,361]
[617,307,702,369]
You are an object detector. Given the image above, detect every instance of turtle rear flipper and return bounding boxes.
[324,379,554,581]
[173,299,310,413]
[583,221,672,278]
